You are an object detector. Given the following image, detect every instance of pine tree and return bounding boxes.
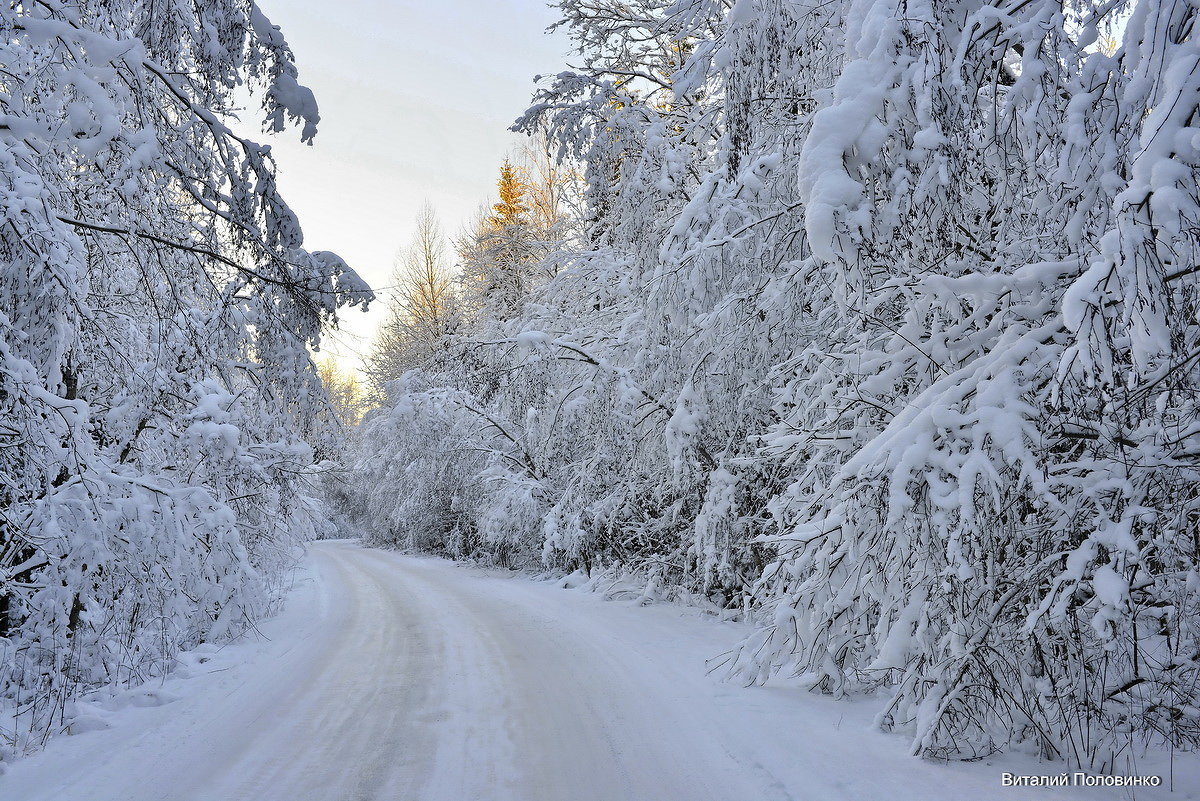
[490,160,531,228]
[459,161,539,322]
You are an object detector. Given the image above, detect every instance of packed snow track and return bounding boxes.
[4,541,1157,801]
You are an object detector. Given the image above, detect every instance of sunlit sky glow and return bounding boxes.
[254,0,570,373]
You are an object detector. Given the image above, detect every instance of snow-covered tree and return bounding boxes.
[369,203,458,396]
[316,357,367,426]
[0,0,369,751]
[457,161,545,324]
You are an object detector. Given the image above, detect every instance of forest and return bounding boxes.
[3,0,1199,782]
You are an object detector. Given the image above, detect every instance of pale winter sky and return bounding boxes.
[254,0,570,373]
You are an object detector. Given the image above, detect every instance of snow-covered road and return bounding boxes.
[4,541,1192,801]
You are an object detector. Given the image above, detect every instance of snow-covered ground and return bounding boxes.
[3,540,1196,801]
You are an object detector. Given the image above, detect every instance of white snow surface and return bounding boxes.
[4,540,1196,801]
